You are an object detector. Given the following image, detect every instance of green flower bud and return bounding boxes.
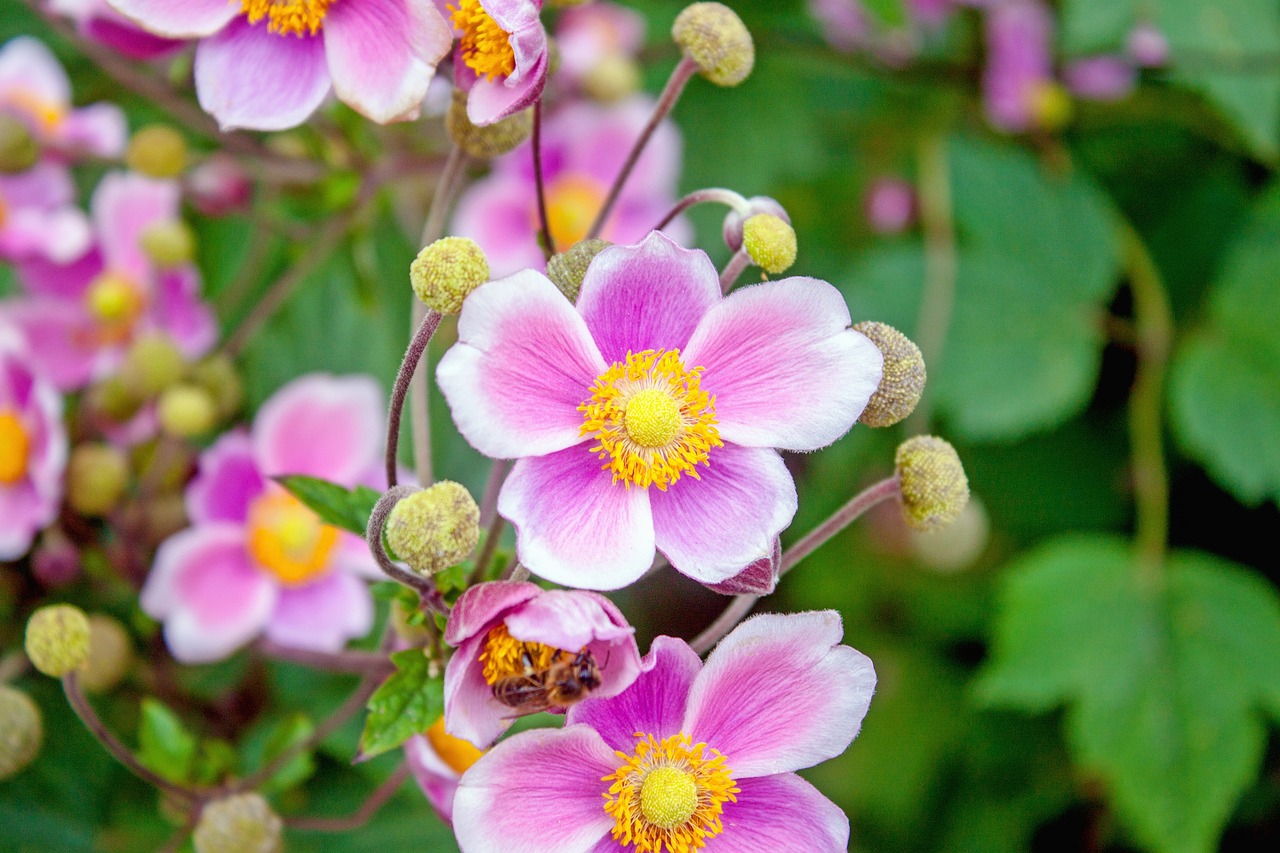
[410,236,490,314]
[120,332,186,399]
[157,384,218,438]
[895,436,969,532]
[188,354,244,419]
[909,496,989,573]
[672,2,755,87]
[67,443,130,517]
[140,220,196,268]
[853,322,926,428]
[193,793,283,853]
[1028,81,1072,132]
[546,238,610,303]
[0,686,42,780]
[447,90,533,159]
[125,125,187,179]
[385,481,481,575]
[583,56,642,103]
[0,115,39,174]
[88,375,145,423]
[25,604,91,677]
[741,213,796,274]
[78,614,134,694]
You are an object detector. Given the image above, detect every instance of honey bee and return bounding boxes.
[492,647,602,715]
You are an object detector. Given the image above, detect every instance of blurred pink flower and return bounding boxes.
[448,0,548,125]
[140,373,385,663]
[982,0,1054,132]
[1128,21,1168,68]
[555,1,644,89]
[0,163,91,264]
[1064,55,1136,101]
[406,717,487,825]
[442,580,643,748]
[47,0,184,60]
[452,611,876,853]
[437,232,884,590]
[865,176,916,234]
[2,172,216,391]
[0,323,67,561]
[809,0,870,52]
[451,97,688,278]
[186,154,253,217]
[106,0,452,130]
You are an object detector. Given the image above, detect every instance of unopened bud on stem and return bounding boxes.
[25,604,91,677]
[741,213,796,274]
[125,125,187,178]
[447,90,532,157]
[0,686,42,780]
[546,238,610,303]
[854,322,926,427]
[385,481,480,575]
[193,793,283,853]
[895,436,969,532]
[67,443,129,517]
[411,237,489,314]
[672,2,755,87]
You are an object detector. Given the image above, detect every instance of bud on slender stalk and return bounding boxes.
[546,238,610,303]
[25,604,91,677]
[67,443,130,517]
[79,614,134,694]
[193,793,283,853]
[672,2,755,87]
[854,322,926,428]
[125,125,187,178]
[0,114,38,173]
[410,237,490,314]
[120,332,186,399]
[741,213,797,274]
[895,436,970,532]
[140,220,196,268]
[157,384,218,437]
[385,481,481,575]
[0,686,42,780]
[447,90,532,159]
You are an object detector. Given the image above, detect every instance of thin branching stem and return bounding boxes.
[285,763,412,832]
[386,310,443,488]
[651,188,749,233]
[532,99,554,259]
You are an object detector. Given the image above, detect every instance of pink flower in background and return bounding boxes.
[442,581,643,748]
[0,163,91,264]
[865,176,916,234]
[107,0,452,130]
[452,611,876,853]
[0,324,67,561]
[982,0,1054,132]
[1128,21,1168,68]
[437,232,884,591]
[47,0,184,60]
[3,172,216,391]
[809,0,870,53]
[1064,56,1136,102]
[555,1,644,89]
[406,717,487,825]
[451,97,688,277]
[448,0,548,125]
[0,37,126,158]
[140,374,385,663]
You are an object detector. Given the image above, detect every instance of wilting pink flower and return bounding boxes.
[1128,21,1168,68]
[107,0,452,131]
[3,172,216,391]
[0,163,91,264]
[406,716,487,825]
[442,581,643,748]
[865,177,916,234]
[453,611,876,853]
[982,0,1054,132]
[0,324,67,561]
[139,374,384,663]
[451,97,688,277]
[47,0,184,60]
[1064,56,1136,101]
[437,232,884,590]
[448,0,548,125]
[555,1,645,89]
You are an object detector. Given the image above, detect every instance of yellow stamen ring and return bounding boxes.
[241,0,334,37]
[450,0,517,82]
[479,623,560,685]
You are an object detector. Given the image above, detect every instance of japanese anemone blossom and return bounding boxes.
[0,163,91,265]
[0,324,67,561]
[982,0,1054,132]
[442,581,643,748]
[448,0,549,125]
[437,232,884,591]
[140,374,385,663]
[106,0,452,130]
[452,611,875,853]
[555,1,645,89]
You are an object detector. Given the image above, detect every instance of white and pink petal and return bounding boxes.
[710,773,849,853]
[251,372,383,483]
[263,570,374,652]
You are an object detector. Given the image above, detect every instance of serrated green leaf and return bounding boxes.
[976,535,1280,853]
[359,649,443,761]
[137,699,197,785]
[276,474,381,536]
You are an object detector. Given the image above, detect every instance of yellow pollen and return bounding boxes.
[579,349,721,491]
[425,716,485,775]
[86,273,144,325]
[603,733,739,853]
[449,0,516,82]
[0,412,30,485]
[3,91,65,129]
[478,623,560,685]
[544,175,606,253]
[246,489,339,585]
[241,0,335,36]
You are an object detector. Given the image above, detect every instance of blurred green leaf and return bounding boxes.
[276,474,381,536]
[358,649,442,761]
[137,699,197,785]
[977,535,1280,853]
[245,714,317,796]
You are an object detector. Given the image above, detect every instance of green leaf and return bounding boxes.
[1170,181,1280,506]
[137,699,197,785]
[976,535,1280,853]
[276,474,382,536]
[249,715,317,796]
[358,649,443,761]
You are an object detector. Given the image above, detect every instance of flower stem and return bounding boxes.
[651,188,749,233]
[386,310,443,489]
[719,247,750,292]
[532,99,554,259]
[587,56,698,240]
[285,763,411,832]
[365,487,448,613]
[478,459,513,527]
[470,511,508,584]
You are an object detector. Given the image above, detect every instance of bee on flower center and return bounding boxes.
[490,645,602,715]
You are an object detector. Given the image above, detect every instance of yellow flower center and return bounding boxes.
[246,489,339,585]
[450,0,516,82]
[579,349,721,491]
[85,272,146,346]
[425,716,485,775]
[241,0,335,36]
[603,733,739,853]
[0,412,30,485]
[479,623,560,685]
[2,90,65,129]
[544,174,606,253]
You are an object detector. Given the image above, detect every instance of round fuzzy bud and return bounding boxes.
[189,354,244,419]
[741,213,796,274]
[1027,81,1072,131]
[79,614,134,693]
[853,322,926,428]
[583,55,641,103]
[447,90,533,158]
[125,125,187,178]
[67,443,130,517]
[25,604,91,677]
[410,236,490,314]
[672,3,755,87]
[88,375,145,423]
[32,529,80,588]
[0,114,38,174]
[120,332,186,399]
[140,220,196,268]
[187,154,252,217]
[193,793,283,853]
[723,195,787,251]
[385,481,480,575]
[158,384,218,437]
[895,436,970,532]
[0,686,42,780]
[546,238,610,303]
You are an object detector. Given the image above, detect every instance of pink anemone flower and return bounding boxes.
[451,96,688,278]
[442,581,643,748]
[47,0,185,60]
[0,324,67,561]
[982,0,1055,132]
[0,36,127,158]
[437,232,884,591]
[452,611,876,853]
[106,0,453,131]
[3,172,216,391]
[140,374,386,663]
[0,163,91,264]
[555,1,645,90]
[406,717,487,825]
[447,0,549,126]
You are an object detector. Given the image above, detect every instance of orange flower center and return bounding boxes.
[246,489,339,585]
[543,174,606,253]
[425,716,485,775]
[0,411,30,485]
